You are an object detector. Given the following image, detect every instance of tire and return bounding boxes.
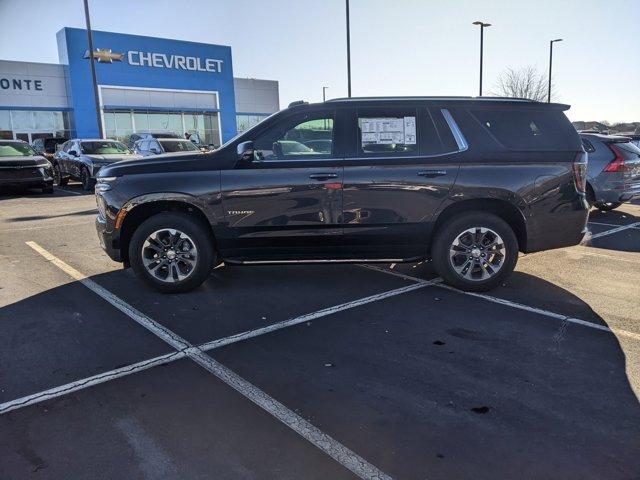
[129,212,215,293]
[53,164,69,186]
[80,166,95,191]
[431,212,518,292]
[594,201,622,211]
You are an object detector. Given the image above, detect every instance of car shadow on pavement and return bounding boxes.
[0,266,639,478]
[7,209,98,222]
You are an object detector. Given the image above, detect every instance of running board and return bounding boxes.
[224,257,423,265]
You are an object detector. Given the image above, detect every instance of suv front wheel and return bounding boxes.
[129,212,215,293]
[432,212,518,292]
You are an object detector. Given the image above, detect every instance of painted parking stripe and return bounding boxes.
[0,280,429,416]
[0,351,185,415]
[361,264,640,342]
[583,221,640,242]
[24,242,396,480]
[56,187,83,196]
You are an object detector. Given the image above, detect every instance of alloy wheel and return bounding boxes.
[448,227,506,281]
[141,229,198,283]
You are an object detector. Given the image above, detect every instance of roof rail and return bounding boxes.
[324,96,537,103]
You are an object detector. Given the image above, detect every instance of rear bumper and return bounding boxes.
[524,195,589,253]
[594,178,640,203]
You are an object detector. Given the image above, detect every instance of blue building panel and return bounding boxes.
[56,28,237,141]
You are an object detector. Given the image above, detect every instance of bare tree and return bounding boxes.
[493,66,551,102]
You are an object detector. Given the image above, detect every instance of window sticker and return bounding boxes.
[360,116,416,146]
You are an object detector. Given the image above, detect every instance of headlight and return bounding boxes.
[95,176,117,193]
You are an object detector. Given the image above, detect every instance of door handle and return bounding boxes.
[309,173,339,180]
[417,170,447,178]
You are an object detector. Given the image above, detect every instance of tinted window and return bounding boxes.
[356,108,418,156]
[0,142,37,157]
[581,138,595,153]
[429,108,458,153]
[470,108,577,151]
[254,113,334,160]
[81,141,129,154]
[159,140,199,152]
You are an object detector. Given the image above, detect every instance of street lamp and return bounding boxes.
[83,0,104,138]
[472,21,491,96]
[548,38,563,102]
[322,86,329,102]
[345,0,352,97]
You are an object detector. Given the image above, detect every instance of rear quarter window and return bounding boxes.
[470,108,579,151]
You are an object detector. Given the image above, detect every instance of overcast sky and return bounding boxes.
[1,0,638,123]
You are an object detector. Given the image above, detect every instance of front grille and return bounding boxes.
[0,168,41,181]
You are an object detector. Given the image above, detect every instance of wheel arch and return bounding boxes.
[118,195,216,266]
[430,198,528,253]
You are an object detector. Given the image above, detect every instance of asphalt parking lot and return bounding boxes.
[1,184,639,480]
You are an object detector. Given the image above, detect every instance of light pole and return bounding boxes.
[472,21,491,96]
[83,0,103,138]
[322,86,329,102]
[548,38,562,102]
[345,0,352,97]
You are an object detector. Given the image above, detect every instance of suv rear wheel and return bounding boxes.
[129,212,215,293]
[432,212,518,292]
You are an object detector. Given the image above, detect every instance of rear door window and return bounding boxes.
[356,108,418,156]
[470,108,577,151]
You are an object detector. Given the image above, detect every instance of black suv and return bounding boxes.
[96,97,588,293]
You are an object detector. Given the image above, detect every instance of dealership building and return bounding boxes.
[0,28,279,146]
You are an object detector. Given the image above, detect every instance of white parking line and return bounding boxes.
[583,222,640,242]
[360,265,640,342]
[0,351,185,415]
[56,187,83,196]
[22,241,402,480]
[0,280,428,416]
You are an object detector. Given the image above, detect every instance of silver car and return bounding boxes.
[580,133,640,211]
[53,139,140,190]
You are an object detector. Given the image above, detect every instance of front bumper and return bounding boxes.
[95,213,122,262]
[0,167,53,188]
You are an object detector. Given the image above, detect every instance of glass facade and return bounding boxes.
[0,109,71,141]
[236,114,269,133]
[104,110,221,147]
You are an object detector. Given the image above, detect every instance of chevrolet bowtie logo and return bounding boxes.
[83,49,124,63]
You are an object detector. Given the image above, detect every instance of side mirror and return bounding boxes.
[150,147,161,154]
[68,150,78,156]
[237,141,256,162]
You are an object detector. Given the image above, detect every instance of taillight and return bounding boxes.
[572,152,587,193]
[603,145,625,172]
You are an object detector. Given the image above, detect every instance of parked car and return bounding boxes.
[127,131,180,149]
[54,139,139,190]
[32,137,68,161]
[133,138,201,156]
[0,139,54,193]
[615,132,640,149]
[580,133,640,211]
[95,97,588,293]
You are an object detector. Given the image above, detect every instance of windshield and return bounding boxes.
[81,141,130,155]
[0,142,37,157]
[159,140,199,153]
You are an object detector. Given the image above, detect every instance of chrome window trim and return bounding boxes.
[441,108,468,152]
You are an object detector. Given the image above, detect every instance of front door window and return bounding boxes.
[254,115,334,160]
